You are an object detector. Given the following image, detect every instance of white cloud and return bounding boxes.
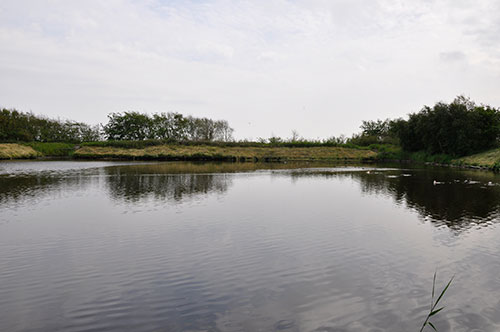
[440,51,467,62]
[0,0,499,139]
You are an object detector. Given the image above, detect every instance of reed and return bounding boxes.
[419,272,453,332]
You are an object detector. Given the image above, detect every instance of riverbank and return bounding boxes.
[73,144,377,161]
[0,143,39,159]
[0,142,377,162]
[372,144,500,172]
[417,148,500,172]
[3,142,498,172]
[454,148,500,171]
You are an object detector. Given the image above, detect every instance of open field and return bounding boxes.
[0,143,39,159]
[73,144,377,161]
[455,148,500,168]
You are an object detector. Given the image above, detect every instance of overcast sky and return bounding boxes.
[1,0,499,139]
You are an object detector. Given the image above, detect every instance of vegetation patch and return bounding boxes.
[25,142,76,157]
[455,148,500,169]
[74,145,377,162]
[0,143,39,160]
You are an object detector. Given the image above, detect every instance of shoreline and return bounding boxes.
[1,143,377,163]
[1,142,498,173]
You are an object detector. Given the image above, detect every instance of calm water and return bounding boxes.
[1,161,500,332]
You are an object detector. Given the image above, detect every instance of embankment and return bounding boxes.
[454,148,500,171]
[0,143,39,160]
[73,145,377,162]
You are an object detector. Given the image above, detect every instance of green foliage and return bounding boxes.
[397,96,500,156]
[25,142,76,156]
[360,119,391,137]
[81,138,363,149]
[267,136,283,144]
[492,161,500,173]
[103,112,151,140]
[349,118,401,146]
[82,139,168,149]
[0,108,101,143]
[406,151,454,164]
[369,144,406,160]
[103,111,234,142]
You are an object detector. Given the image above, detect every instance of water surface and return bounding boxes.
[1,161,500,331]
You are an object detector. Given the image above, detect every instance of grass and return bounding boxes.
[0,143,39,159]
[368,144,405,160]
[25,142,76,157]
[74,144,378,161]
[419,273,454,332]
[409,151,455,164]
[454,147,500,169]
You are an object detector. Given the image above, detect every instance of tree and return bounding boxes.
[396,96,500,156]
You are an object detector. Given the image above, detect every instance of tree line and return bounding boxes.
[0,109,234,143]
[354,96,500,156]
[2,96,499,157]
[0,108,101,143]
[103,112,233,141]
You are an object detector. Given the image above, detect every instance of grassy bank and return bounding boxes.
[5,140,497,171]
[0,143,39,159]
[379,146,500,172]
[25,142,76,157]
[455,148,500,170]
[74,144,377,162]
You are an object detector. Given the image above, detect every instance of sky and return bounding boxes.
[1,0,499,140]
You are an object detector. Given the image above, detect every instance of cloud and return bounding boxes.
[440,51,467,62]
[1,0,500,139]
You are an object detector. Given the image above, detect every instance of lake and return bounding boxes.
[1,161,500,332]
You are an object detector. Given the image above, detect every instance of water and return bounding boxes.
[1,161,500,332]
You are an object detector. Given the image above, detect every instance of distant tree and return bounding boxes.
[360,119,391,138]
[103,112,152,140]
[290,130,300,142]
[151,112,188,140]
[396,96,500,156]
[0,108,101,143]
[102,111,234,142]
[214,120,234,142]
[268,136,283,144]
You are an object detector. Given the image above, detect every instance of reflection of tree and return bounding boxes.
[289,169,500,231]
[102,161,341,203]
[0,161,334,206]
[104,166,232,203]
[0,172,94,206]
[359,171,500,230]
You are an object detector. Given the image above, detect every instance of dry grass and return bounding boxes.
[0,143,39,160]
[456,148,500,167]
[74,144,377,161]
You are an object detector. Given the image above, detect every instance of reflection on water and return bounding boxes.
[286,168,500,232]
[3,162,500,230]
[1,161,500,332]
[355,169,500,231]
[105,168,232,203]
[0,172,96,208]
